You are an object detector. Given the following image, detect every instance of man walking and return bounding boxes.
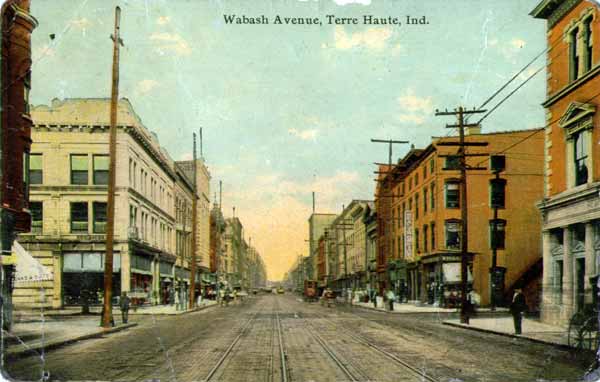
[509,288,528,335]
[120,292,130,324]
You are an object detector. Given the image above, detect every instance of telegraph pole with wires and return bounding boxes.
[435,106,488,325]
[371,138,409,295]
[102,6,124,329]
[189,133,198,308]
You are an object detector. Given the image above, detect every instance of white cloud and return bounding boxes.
[510,38,526,49]
[70,18,91,31]
[157,16,171,25]
[396,88,434,125]
[496,37,527,62]
[149,33,192,56]
[334,26,393,51]
[333,0,371,5]
[134,79,159,95]
[288,128,318,141]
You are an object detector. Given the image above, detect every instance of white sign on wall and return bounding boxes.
[404,210,413,260]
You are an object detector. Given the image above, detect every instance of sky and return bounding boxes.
[30,0,548,281]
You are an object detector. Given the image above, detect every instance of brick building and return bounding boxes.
[378,129,545,307]
[532,0,600,326]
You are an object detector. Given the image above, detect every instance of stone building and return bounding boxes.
[14,98,196,309]
[531,0,600,326]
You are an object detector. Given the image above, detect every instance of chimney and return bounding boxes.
[465,125,481,135]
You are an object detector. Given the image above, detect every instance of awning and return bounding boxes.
[10,241,53,283]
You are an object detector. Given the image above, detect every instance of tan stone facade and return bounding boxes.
[15,98,200,309]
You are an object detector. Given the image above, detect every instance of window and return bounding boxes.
[430,222,435,250]
[70,155,88,185]
[430,183,435,210]
[409,177,413,190]
[445,155,460,170]
[93,202,107,233]
[29,154,42,184]
[70,202,88,233]
[30,201,43,234]
[445,220,461,250]
[570,27,580,81]
[584,18,593,73]
[423,224,428,252]
[574,130,588,186]
[490,178,506,208]
[415,194,419,218]
[23,151,29,198]
[423,189,428,213]
[415,173,419,186]
[445,182,460,208]
[430,159,434,174]
[408,198,412,213]
[24,71,31,114]
[93,155,109,185]
[423,166,427,179]
[489,219,506,249]
[415,228,419,252]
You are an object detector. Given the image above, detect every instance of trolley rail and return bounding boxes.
[320,316,440,382]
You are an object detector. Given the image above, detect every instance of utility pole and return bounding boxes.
[435,106,487,325]
[370,138,409,295]
[189,133,198,308]
[102,6,123,329]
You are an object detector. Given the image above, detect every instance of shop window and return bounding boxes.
[490,178,506,208]
[489,219,506,249]
[30,201,43,234]
[93,202,107,233]
[29,153,42,185]
[445,182,460,208]
[71,202,88,233]
[445,220,461,250]
[71,155,88,185]
[574,130,589,186]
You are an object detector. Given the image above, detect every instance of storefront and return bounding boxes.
[62,252,120,305]
[387,259,407,302]
[159,260,174,304]
[130,253,153,305]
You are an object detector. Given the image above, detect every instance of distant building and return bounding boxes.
[531,0,600,326]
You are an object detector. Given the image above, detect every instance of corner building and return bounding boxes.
[377,129,545,307]
[532,0,600,326]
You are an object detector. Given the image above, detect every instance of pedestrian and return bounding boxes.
[509,288,528,335]
[120,292,130,324]
[386,289,395,311]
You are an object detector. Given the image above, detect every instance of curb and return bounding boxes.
[442,321,575,351]
[129,302,218,316]
[6,322,138,359]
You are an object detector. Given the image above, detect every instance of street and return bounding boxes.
[7,294,589,382]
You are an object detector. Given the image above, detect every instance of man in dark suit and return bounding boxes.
[509,288,528,335]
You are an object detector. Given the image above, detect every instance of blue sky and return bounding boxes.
[30,0,547,280]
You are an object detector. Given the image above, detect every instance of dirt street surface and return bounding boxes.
[6,294,589,382]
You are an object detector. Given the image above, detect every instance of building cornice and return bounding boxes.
[542,64,600,108]
[530,0,581,28]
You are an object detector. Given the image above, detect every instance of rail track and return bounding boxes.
[203,296,289,382]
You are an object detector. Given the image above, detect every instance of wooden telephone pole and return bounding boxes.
[102,6,123,328]
[189,133,198,308]
[435,106,487,324]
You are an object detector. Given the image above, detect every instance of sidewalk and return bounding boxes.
[443,316,569,347]
[5,316,137,358]
[14,299,219,321]
[350,300,511,316]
